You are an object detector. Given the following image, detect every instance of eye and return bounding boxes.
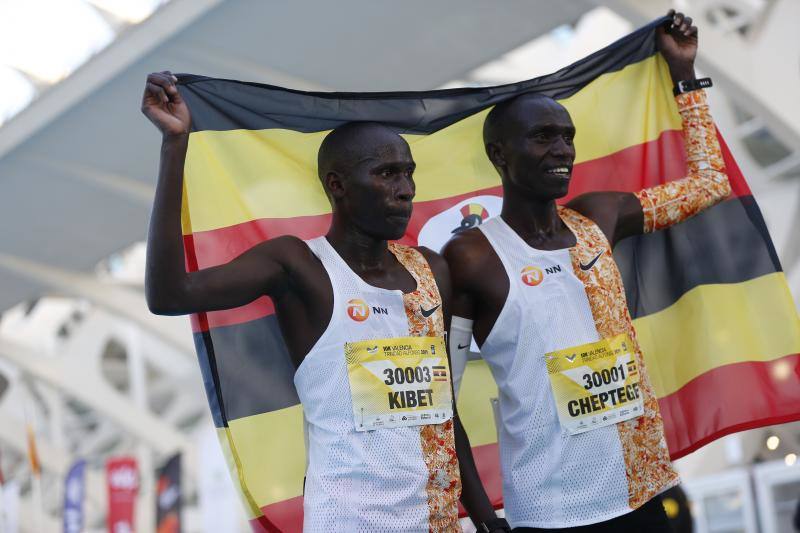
[381,168,393,178]
[564,134,575,145]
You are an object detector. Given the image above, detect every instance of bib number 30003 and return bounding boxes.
[545,334,643,435]
[345,336,453,432]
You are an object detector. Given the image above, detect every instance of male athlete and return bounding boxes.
[141,73,506,531]
[443,12,729,532]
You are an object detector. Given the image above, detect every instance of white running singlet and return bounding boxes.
[478,211,678,529]
[294,237,461,532]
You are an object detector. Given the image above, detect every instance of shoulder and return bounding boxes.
[441,227,495,285]
[414,246,449,282]
[566,192,626,241]
[566,191,642,244]
[566,192,614,222]
[251,234,309,256]
[441,227,491,258]
[249,235,317,272]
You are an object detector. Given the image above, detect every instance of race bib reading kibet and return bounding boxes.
[345,336,453,432]
[545,333,643,435]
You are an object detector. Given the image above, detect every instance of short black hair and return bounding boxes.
[483,92,560,148]
[317,121,402,182]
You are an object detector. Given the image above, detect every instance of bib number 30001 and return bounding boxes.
[345,336,453,432]
[545,334,643,435]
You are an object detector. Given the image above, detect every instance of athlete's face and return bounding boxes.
[341,136,416,240]
[491,97,576,201]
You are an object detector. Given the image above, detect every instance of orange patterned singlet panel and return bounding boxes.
[390,243,461,532]
[560,207,680,509]
[635,90,731,233]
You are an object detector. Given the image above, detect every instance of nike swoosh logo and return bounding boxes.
[457,343,470,350]
[579,251,604,271]
[566,354,577,362]
[420,304,441,318]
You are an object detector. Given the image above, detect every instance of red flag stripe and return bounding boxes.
[659,351,800,459]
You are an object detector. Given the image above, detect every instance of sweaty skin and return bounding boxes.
[140,73,500,530]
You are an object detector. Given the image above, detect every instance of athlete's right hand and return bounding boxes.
[141,71,191,137]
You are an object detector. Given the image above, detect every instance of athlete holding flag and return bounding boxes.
[444,11,729,532]
[141,78,504,530]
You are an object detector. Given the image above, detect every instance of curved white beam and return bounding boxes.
[0,336,190,455]
[0,253,194,355]
[0,0,224,161]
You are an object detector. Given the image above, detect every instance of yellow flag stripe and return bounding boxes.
[216,427,263,519]
[635,272,800,398]
[456,359,499,447]
[226,404,307,507]
[183,55,679,234]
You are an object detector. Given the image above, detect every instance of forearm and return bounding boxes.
[634,89,731,232]
[449,316,473,398]
[454,416,497,528]
[145,134,192,313]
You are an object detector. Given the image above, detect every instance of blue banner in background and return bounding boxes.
[63,459,85,533]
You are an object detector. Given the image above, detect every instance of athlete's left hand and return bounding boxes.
[657,10,698,82]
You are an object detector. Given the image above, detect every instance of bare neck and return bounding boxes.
[325,215,392,273]
[500,193,565,242]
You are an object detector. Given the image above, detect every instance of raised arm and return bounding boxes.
[142,71,296,315]
[635,11,731,234]
[634,88,729,233]
[569,11,731,245]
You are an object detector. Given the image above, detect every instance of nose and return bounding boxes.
[396,175,415,202]
[550,136,574,159]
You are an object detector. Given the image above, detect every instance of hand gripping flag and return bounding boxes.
[176,17,800,532]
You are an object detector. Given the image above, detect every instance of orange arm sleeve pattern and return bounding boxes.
[634,90,731,233]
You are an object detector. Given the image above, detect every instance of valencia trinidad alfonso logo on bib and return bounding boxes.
[346,299,369,321]
[521,266,544,286]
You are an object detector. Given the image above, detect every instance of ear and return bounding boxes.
[486,141,507,169]
[324,170,346,200]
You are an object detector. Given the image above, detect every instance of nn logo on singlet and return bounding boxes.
[346,299,389,322]
[521,265,562,286]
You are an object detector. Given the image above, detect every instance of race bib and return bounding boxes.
[345,336,453,432]
[545,333,643,435]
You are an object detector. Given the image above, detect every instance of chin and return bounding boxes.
[512,178,570,203]
[525,188,569,203]
[553,185,570,199]
[370,223,407,241]
[544,179,571,200]
[386,227,408,241]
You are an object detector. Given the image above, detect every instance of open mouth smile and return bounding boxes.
[545,166,572,179]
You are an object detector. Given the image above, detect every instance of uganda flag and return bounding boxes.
[176,17,800,532]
